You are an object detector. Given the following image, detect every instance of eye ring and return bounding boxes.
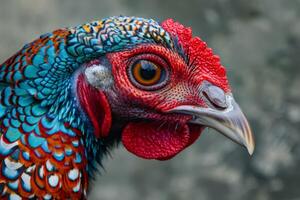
[128,54,169,91]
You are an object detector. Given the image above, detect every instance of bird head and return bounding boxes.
[75,17,254,160]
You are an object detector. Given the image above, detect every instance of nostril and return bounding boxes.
[202,85,227,109]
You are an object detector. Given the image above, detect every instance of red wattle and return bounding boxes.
[122,122,202,160]
[77,74,112,138]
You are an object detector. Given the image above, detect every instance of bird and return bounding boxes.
[0,16,255,199]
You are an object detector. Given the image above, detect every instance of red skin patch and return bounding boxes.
[122,122,203,160]
[77,74,111,138]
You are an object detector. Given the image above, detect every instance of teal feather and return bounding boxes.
[27,133,45,148]
[5,127,21,143]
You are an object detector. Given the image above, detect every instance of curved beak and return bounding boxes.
[169,95,255,155]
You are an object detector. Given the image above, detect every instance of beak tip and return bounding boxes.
[246,142,255,156]
[247,148,254,156]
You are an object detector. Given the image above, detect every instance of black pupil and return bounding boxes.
[139,61,157,80]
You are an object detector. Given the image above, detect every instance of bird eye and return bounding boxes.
[133,61,161,85]
[129,59,167,90]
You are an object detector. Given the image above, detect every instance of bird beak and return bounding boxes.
[168,95,255,155]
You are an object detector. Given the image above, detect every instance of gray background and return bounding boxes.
[0,0,299,200]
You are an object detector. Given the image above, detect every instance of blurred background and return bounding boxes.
[0,0,299,199]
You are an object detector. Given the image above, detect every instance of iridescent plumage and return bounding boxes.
[0,16,175,199]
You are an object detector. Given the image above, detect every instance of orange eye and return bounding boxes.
[131,60,164,86]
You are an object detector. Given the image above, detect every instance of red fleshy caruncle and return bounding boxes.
[122,122,203,160]
[161,19,230,93]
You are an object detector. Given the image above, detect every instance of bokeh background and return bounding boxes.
[0,0,299,200]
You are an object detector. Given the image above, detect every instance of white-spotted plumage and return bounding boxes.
[21,173,31,191]
[0,136,18,155]
[25,165,35,173]
[68,168,79,181]
[48,174,59,188]
[43,193,52,200]
[45,160,54,172]
[10,193,22,200]
[73,181,81,192]
[4,158,23,170]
